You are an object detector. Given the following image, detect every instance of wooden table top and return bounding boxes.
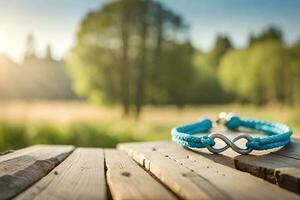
[1,139,300,200]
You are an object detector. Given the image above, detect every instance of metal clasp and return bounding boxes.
[216,112,235,124]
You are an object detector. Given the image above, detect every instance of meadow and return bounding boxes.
[0,101,299,152]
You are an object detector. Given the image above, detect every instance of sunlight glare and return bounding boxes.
[0,28,8,53]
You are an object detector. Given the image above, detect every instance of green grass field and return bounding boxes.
[0,101,299,152]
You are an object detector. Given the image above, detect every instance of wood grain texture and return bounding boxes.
[183,127,300,194]
[105,149,176,200]
[234,141,300,194]
[273,138,300,159]
[0,145,74,200]
[15,148,107,200]
[226,136,300,194]
[118,141,300,200]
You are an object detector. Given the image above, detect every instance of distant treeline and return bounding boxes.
[192,26,300,106]
[219,28,300,105]
[0,38,75,100]
[67,0,300,116]
[0,0,298,116]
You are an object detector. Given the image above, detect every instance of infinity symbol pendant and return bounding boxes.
[206,133,253,154]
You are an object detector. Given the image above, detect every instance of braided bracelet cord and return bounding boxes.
[172,113,293,153]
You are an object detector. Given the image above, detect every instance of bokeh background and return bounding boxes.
[0,0,300,152]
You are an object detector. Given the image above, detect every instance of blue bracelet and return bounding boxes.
[171,112,293,154]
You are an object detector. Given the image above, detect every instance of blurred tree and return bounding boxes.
[24,34,36,60]
[153,41,195,106]
[218,48,249,102]
[249,26,283,46]
[217,26,300,105]
[286,41,300,105]
[135,1,149,116]
[190,35,233,104]
[210,35,233,67]
[219,33,288,104]
[45,44,53,60]
[67,0,193,117]
[248,40,286,103]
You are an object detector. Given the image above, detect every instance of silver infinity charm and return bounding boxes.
[206,133,253,154]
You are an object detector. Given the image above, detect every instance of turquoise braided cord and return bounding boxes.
[171,118,215,148]
[172,113,292,152]
[225,115,292,150]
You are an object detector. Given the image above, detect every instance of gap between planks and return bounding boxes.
[15,148,106,200]
[177,126,300,195]
[105,149,177,200]
[0,145,74,200]
[3,138,300,199]
[234,138,300,194]
[118,141,300,200]
[12,147,178,200]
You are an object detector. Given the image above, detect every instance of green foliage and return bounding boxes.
[67,0,194,116]
[218,49,249,102]
[66,0,300,109]
[210,35,233,67]
[285,41,300,104]
[249,26,283,46]
[0,121,141,152]
[151,42,195,106]
[32,124,66,144]
[64,123,119,147]
[0,123,29,151]
[219,36,300,105]
[1,104,300,153]
[189,35,233,104]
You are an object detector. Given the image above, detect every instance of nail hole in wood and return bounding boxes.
[121,172,131,177]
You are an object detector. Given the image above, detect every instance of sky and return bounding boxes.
[0,0,300,63]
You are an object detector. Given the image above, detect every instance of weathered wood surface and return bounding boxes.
[234,138,300,194]
[15,148,106,200]
[118,141,300,200]
[0,145,74,200]
[183,125,300,194]
[105,149,176,200]
[1,141,300,200]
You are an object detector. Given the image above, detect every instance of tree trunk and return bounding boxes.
[152,5,163,104]
[154,6,163,75]
[121,4,130,116]
[135,3,149,118]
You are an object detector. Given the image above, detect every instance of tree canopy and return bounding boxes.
[67,0,300,115]
[67,0,194,116]
[219,28,300,105]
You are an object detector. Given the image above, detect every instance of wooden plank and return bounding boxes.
[218,134,300,194]
[0,145,74,200]
[185,127,300,194]
[15,148,106,200]
[273,138,300,159]
[0,145,41,157]
[105,149,176,200]
[0,150,14,156]
[234,149,300,194]
[118,141,300,200]
[190,135,300,194]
